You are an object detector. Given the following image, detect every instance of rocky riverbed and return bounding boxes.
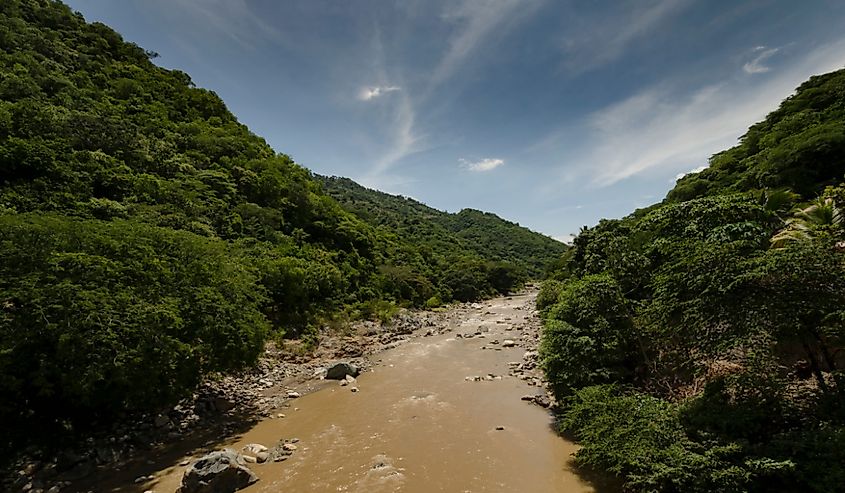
[6,288,591,493]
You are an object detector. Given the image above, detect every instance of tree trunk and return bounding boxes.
[808,326,837,373]
[803,340,829,394]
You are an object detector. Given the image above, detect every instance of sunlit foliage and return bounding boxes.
[541,68,845,491]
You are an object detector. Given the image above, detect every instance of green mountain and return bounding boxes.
[669,69,845,202]
[0,0,559,452]
[540,68,845,492]
[318,176,567,279]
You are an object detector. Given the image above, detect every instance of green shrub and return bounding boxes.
[0,214,269,441]
[540,273,638,397]
[440,261,491,301]
[536,279,564,313]
[484,261,526,294]
[561,385,763,492]
[424,295,443,309]
[766,426,845,492]
[357,299,399,324]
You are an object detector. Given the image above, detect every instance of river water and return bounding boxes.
[127,293,606,492]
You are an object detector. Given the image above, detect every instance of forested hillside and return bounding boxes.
[318,176,567,279]
[540,69,845,492]
[0,0,556,456]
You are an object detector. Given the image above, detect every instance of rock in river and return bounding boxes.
[178,449,258,493]
[325,362,360,380]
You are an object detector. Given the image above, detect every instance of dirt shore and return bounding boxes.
[9,288,575,493]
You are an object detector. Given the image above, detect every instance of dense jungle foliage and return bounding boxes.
[540,68,845,492]
[318,176,567,279]
[0,0,559,455]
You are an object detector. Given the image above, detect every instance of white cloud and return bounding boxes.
[573,39,845,186]
[370,92,422,174]
[460,157,505,172]
[358,30,422,177]
[553,234,576,244]
[675,165,707,181]
[360,1,539,181]
[358,85,401,101]
[743,46,780,74]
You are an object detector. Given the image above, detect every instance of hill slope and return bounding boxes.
[669,69,845,202]
[0,0,556,453]
[541,68,845,492]
[318,176,567,278]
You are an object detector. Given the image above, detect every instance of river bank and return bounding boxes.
[13,289,612,493]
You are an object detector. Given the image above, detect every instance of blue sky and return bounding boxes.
[66,0,845,242]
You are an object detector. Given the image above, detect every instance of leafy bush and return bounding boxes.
[0,0,568,461]
[357,299,400,324]
[543,69,845,491]
[424,295,443,309]
[0,214,268,441]
[440,261,490,301]
[484,261,526,295]
[535,279,564,313]
[540,274,638,397]
[561,385,766,492]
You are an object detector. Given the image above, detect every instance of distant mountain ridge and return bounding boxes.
[318,175,567,278]
[0,0,568,454]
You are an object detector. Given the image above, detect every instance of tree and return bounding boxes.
[770,197,844,248]
[540,273,638,397]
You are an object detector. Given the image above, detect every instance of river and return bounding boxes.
[115,292,610,492]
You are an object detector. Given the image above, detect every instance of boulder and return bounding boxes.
[521,394,552,408]
[178,449,258,493]
[242,444,267,455]
[267,440,298,462]
[325,362,360,380]
[212,397,236,413]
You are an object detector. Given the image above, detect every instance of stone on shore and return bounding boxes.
[178,449,258,493]
[325,362,360,380]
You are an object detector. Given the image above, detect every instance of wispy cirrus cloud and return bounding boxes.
[165,0,283,50]
[460,157,505,172]
[358,85,401,101]
[565,39,845,186]
[431,0,543,88]
[360,1,541,181]
[560,0,693,74]
[743,46,780,74]
[372,92,420,173]
[356,25,423,178]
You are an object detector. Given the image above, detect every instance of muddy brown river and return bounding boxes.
[119,292,610,492]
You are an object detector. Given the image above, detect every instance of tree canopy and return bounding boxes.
[0,0,561,456]
[541,68,845,492]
